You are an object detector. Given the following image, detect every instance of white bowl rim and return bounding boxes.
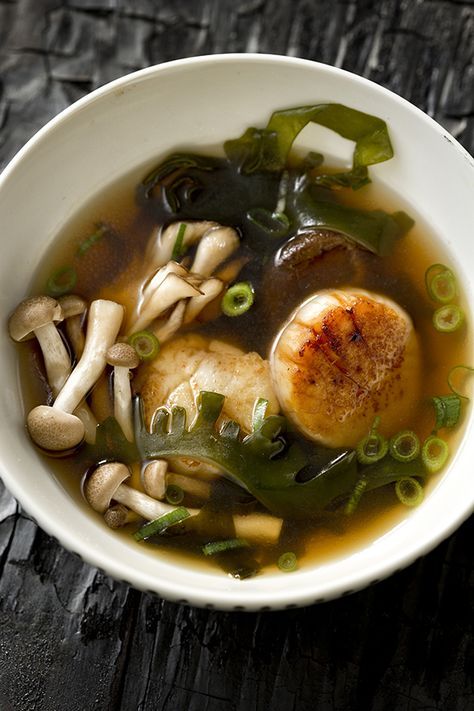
[1,53,473,610]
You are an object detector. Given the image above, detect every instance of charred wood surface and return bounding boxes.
[0,1,473,709]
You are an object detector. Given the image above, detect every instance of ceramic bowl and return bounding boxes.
[1,54,473,610]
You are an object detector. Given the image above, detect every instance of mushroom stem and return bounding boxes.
[143,459,168,500]
[183,278,224,325]
[55,299,124,414]
[104,504,139,529]
[190,226,240,277]
[113,366,134,441]
[128,272,201,335]
[147,220,218,270]
[34,322,72,395]
[27,300,123,451]
[153,301,186,344]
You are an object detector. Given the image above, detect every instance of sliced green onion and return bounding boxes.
[252,397,269,432]
[171,223,187,260]
[421,435,449,473]
[433,304,464,333]
[356,417,388,464]
[133,506,190,541]
[431,395,461,429]
[246,208,289,237]
[395,478,424,507]
[46,266,77,297]
[77,224,106,256]
[128,330,160,360]
[277,551,298,572]
[389,430,420,462]
[221,282,254,317]
[345,477,368,515]
[202,538,250,556]
[165,484,184,505]
[425,264,457,304]
[448,365,474,400]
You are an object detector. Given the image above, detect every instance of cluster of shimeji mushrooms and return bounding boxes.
[8,221,281,543]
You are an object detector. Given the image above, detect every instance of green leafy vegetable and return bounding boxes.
[80,416,139,466]
[225,103,393,188]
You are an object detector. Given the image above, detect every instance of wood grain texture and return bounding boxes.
[0,1,473,709]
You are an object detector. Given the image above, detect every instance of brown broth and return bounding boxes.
[18,153,471,578]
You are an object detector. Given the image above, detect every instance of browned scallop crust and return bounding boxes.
[272,291,421,447]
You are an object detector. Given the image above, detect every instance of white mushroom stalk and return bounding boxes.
[86,462,282,544]
[127,270,202,336]
[153,301,187,344]
[143,459,168,500]
[9,295,97,443]
[58,294,87,359]
[106,343,140,442]
[8,296,70,395]
[190,226,240,277]
[27,299,124,451]
[183,278,224,325]
[146,220,218,270]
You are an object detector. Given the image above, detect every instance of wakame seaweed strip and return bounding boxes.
[225,103,393,185]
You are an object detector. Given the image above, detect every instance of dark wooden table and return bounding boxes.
[1,2,473,709]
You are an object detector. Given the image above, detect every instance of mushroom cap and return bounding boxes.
[9,295,63,342]
[84,462,130,513]
[104,503,132,528]
[27,405,85,451]
[58,294,87,318]
[106,342,140,369]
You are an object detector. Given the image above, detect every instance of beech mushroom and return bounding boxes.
[8,295,70,395]
[183,277,224,325]
[190,226,240,276]
[58,294,87,359]
[27,299,124,451]
[143,459,168,499]
[104,503,139,529]
[147,220,218,270]
[106,342,140,442]
[85,462,283,543]
[128,269,202,335]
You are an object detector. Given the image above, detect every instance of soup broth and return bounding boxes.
[16,106,470,578]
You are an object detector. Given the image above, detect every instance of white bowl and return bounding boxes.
[1,54,473,610]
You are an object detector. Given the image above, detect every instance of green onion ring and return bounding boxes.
[165,484,184,505]
[345,477,368,515]
[431,395,461,429]
[424,263,457,304]
[421,435,449,473]
[46,266,77,297]
[202,538,250,556]
[277,552,298,572]
[247,208,290,237]
[171,223,187,260]
[389,430,420,462]
[432,304,464,333]
[221,282,254,317]
[448,365,474,401]
[133,506,190,541]
[128,330,160,360]
[395,478,424,507]
[356,418,388,464]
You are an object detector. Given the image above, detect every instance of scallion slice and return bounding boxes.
[128,330,160,360]
[421,435,449,473]
[171,223,187,260]
[202,538,250,556]
[448,365,474,400]
[433,304,464,333]
[46,266,77,297]
[221,282,254,317]
[356,417,388,464]
[395,478,424,507]
[277,552,298,572]
[133,506,190,541]
[77,224,106,256]
[345,477,368,515]
[247,208,290,237]
[425,264,457,304]
[431,395,461,429]
[389,430,420,462]
[165,484,184,505]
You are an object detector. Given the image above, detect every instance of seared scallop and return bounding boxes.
[270,288,421,448]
